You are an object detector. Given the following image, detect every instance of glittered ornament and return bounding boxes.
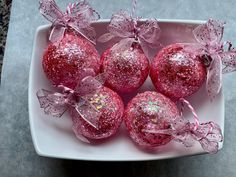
[43,31,100,89]
[101,45,149,93]
[150,43,206,100]
[37,74,124,142]
[39,0,101,89]
[124,92,223,153]
[70,87,124,140]
[98,9,161,93]
[124,91,179,147]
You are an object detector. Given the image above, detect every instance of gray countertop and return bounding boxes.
[1,0,236,176]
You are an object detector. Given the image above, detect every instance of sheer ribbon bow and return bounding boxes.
[39,0,100,43]
[98,11,161,59]
[144,98,223,154]
[37,70,104,142]
[185,19,236,99]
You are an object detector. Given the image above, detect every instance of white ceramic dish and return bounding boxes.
[29,19,224,161]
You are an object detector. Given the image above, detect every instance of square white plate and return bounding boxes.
[29,19,224,161]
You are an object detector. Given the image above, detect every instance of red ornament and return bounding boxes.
[101,45,149,93]
[124,91,179,147]
[43,31,100,89]
[69,87,124,140]
[150,43,206,100]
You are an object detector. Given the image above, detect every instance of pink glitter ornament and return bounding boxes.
[101,45,149,93]
[39,0,101,89]
[124,91,179,147]
[150,43,207,100]
[124,91,223,153]
[37,74,124,142]
[43,31,100,89]
[98,7,161,93]
[70,87,124,140]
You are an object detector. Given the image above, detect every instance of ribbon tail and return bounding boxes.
[94,72,108,85]
[74,68,96,85]
[70,23,96,45]
[97,33,115,43]
[183,43,205,56]
[111,38,135,54]
[75,76,103,96]
[75,97,101,130]
[139,38,156,60]
[143,123,175,135]
[144,122,196,147]
[72,117,90,143]
[49,26,65,43]
[143,128,174,135]
[206,54,222,100]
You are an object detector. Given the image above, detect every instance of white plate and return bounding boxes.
[29,19,224,161]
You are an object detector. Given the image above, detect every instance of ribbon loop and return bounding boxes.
[36,89,69,117]
[107,11,135,38]
[138,20,161,45]
[193,19,225,45]
[75,75,103,97]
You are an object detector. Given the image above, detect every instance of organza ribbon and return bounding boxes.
[39,0,100,44]
[98,10,161,59]
[144,98,223,154]
[37,70,105,143]
[184,19,236,99]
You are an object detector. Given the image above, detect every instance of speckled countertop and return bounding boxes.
[1,0,236,177]
[0,0,12,75]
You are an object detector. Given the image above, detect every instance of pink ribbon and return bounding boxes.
[39,0,100,44]
[144,98,223,154]
[98,10,161,59]
[37,70,105,143]
[185,19,236,99]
